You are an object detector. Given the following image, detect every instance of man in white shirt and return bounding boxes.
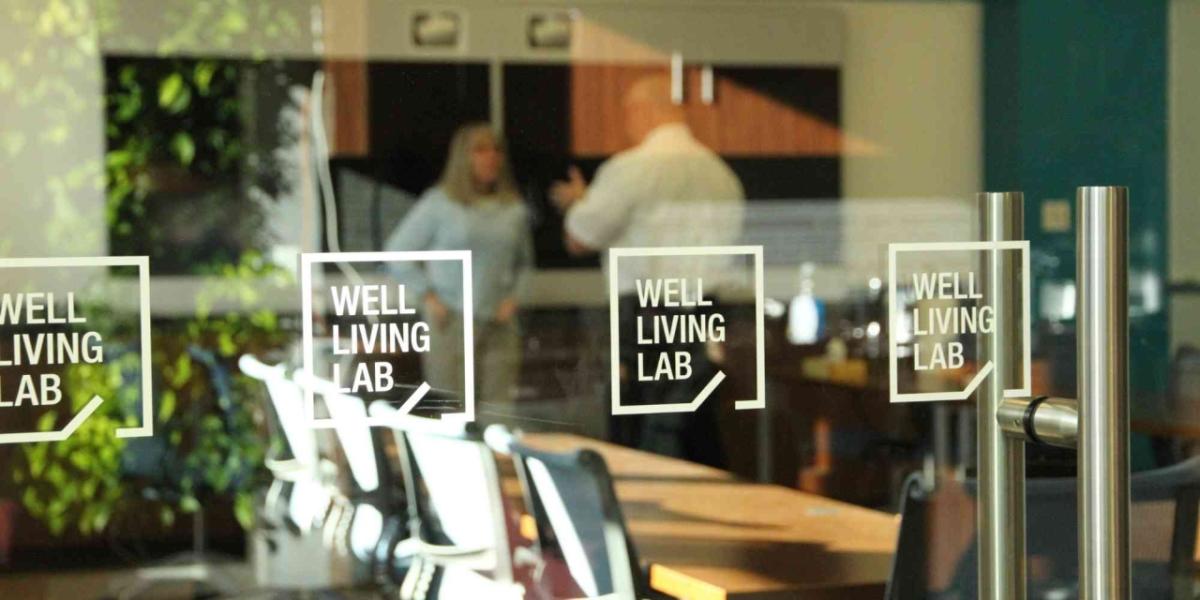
[552,75,745,288]
[551,74,745,466]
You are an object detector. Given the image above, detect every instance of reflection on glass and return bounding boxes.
[0,1,1194,598]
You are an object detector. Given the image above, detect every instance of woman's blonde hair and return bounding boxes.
[438,122,520,204]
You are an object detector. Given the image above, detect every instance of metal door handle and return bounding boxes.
[977,186,1130,599]
[997,395,1079,449]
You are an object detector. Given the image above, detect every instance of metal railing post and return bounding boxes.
[978,192,1027,600]
[1077,186,1130,599]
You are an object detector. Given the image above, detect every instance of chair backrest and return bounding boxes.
[370,402,514,582]
[890,456,1200,599]
[885,473,929,600]
[239,354,319,469]
[240,355,336,531]
[295,369,379,494]
[1170,345,1200,424]
[508,441,644,600]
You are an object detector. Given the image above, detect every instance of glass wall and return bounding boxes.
[0,1,1196,598]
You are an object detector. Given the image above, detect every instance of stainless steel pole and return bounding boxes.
[978,192,1026,600]
[1077,186,1130,599]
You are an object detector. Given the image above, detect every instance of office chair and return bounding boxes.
[1163,345,1200,462]
[885,473,930,600]
[239,355,336,534]
[887,456,1200,599]
[505,441,651,600]
[369,403,523,600]
[240,354,358,593]
[294,370,408,583]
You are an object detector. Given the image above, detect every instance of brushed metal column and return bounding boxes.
[978,192,1026,600]
[1077,186,1130,599]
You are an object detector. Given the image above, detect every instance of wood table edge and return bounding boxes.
[650,563,728,600]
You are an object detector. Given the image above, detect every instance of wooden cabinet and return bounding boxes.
[325,60,371,157]
[569,63,844,158]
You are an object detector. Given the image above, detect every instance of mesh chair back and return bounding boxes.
[370,403,513,581]
[509,442,644,600]
[295,371,380,493]
[239,355,319,468]
[886,473,930,600]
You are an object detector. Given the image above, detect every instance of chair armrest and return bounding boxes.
[419,539,492,558]
[265,458,311,482]
[393,537,496,569]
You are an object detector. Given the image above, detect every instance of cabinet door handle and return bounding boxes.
[670,52,684,105]
[701,65,715,105]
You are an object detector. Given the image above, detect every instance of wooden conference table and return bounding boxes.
[521,433,900,599]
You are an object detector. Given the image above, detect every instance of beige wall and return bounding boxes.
[831,1,982,290]
[1171,0,1200,352]
[832,1,982,200]
[0,0,106,261]
[0,1,108,297]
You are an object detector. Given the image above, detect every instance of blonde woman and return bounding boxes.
[386,123,532,410]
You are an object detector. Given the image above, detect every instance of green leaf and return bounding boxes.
[233,493,255,529]
[91,506,111,532]
[172,353,193,387]
[170,132,195,166]
[180,494,200,513]
[21,487,38,513]
[217,331,236,356]
[47,464,66,487]
[69,452,91,470]
[28,443,48,476]
[202,415,223,432]
[157,72,181,106]
[105,149,133,169]
[48,514,66,536]
[193,62,216,96]
[119,65,137,87]
[159,389,176,422]
[82,479,98,500]
[113,91,142,123]
[37,411,57,432]
[157,73,191,114]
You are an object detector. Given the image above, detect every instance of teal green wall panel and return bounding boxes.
[984,0,1169,399]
